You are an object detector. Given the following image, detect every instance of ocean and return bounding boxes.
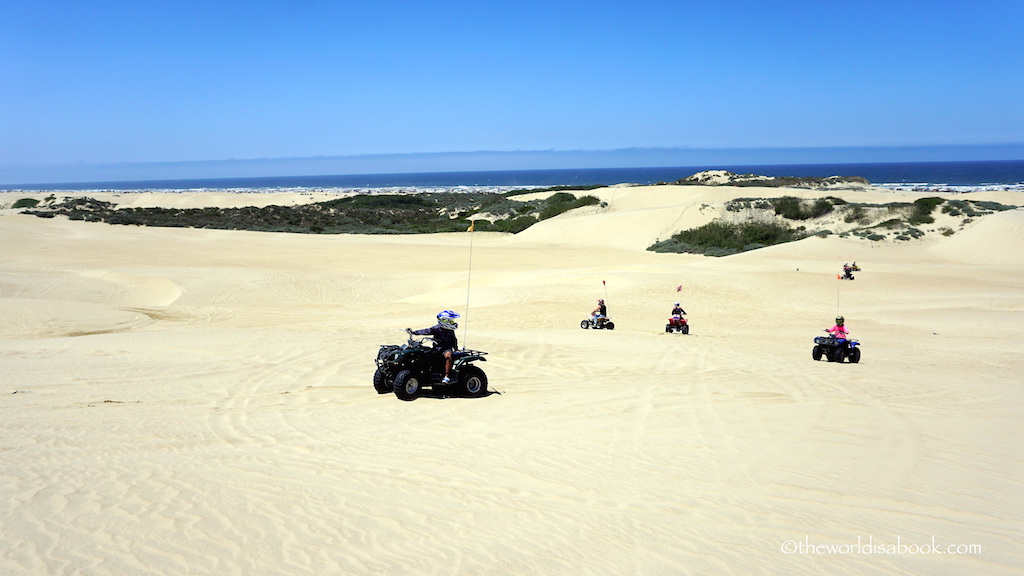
[4,159,1023,193]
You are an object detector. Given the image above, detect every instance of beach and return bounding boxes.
[1,184,1021,575]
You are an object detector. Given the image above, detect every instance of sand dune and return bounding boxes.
[1,185,1021,575]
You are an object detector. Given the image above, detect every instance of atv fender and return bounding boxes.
[453,355,487,370]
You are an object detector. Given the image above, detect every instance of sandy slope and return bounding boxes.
[1,185,1021,576]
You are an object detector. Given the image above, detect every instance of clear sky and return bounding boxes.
[2,0,1022,183]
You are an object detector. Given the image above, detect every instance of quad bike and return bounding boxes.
[374,331,488,401]
[581,316,615,330]
[840,268,855,280]
[665,314,690,334]
[812,332,862,363]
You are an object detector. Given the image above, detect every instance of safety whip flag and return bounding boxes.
[676,284,683,292]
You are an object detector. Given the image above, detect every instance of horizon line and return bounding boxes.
[3,143,1023,187]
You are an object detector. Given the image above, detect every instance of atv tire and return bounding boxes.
[393,369,422,401]
[682,325,689,335]
[604,321,615,330]
[458,366,488,398]
[665,324,672,333]
[581,320,590,329]
[849,347,861,364]
[373,367,391,394]
[832,348,846,363]
[812,346,823,361]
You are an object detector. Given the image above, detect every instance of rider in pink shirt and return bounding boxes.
[828,316,849,340]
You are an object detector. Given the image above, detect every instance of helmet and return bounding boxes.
[835,316,845,325]
[598,299,604,304]
[675,302,680,307]
[437,310,460,330]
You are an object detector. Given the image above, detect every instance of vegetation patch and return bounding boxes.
[503,184,605,197]
[21,191,605,235]
[12,198,40,208]
[908,197,944,225]
[770,196,842,220]
[647,220,806,256]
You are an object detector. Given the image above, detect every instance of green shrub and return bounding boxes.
[770,196,835,220]
[647,219,806,256]
[12,198,40,209]
[909,197,944,225]
[972,200,1016,212]
[492,215,538,233]
[844,205,868,223]
[876,218,903,229]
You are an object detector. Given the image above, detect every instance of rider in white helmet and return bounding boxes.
[408,310,460,383]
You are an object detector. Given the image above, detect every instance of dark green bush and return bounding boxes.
[909,197,944,225]
[492,215,538,233]
[770,196,835,220]
[647,219,806,256]
[972,200,1016,212]
[12,198,39,208]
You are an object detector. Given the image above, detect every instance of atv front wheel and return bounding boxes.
[393,370,422,401]
[681,325,689,335]
[580,320,590,329]
[812,346,823,361]
[373,367,391,394]
[458,366,489,397]
[849,347,861,363]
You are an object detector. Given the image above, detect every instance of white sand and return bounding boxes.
[1,186,1021,575]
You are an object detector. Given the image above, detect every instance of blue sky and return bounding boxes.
[2,0,1022,183]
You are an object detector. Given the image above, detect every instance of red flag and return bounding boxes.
[676,285,682,292]
[602,280,606,285]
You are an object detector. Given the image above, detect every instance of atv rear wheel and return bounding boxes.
[831,348,846,363]
[812,346,823,361]
[458,366,488,397]
[373,367,391,394]
[849,347,861,363]
[604,321,615,330]
[393,369,421,401]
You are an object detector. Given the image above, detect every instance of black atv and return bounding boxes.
[374,331,489,401]
[812,333,862,363]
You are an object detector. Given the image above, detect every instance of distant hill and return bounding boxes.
[676,170,872,190]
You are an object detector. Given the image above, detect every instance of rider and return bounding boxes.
[591,299,607,326]
[671,302,687,316]
[827,316,849,341]
[408,310,460,384]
